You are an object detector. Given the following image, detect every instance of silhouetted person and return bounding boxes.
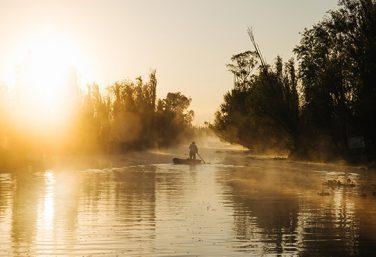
[189,141,198,159]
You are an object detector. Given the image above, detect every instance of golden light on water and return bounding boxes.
[38,171,55,232]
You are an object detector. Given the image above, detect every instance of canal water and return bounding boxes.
[1,154,376,256]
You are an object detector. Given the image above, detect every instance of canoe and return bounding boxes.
[172,158,202,165]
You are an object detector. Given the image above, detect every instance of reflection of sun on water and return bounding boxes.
[37,171,56,235]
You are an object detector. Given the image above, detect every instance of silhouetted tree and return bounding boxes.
[103,74,194,151]
[0,70,194,170]
[294,0,376,160]
[213,55,299,153]
[214,0,375,162]
[155,92,194,146]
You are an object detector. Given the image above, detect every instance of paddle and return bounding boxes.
[197,152,206,164]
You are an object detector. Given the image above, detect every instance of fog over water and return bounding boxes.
[1,146,376,257]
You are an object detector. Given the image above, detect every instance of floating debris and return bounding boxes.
[323,179,356,188]
[272,156,287,161]
[317,190,330,196]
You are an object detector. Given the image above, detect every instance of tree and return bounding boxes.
[213,54,300,153]
[155,92,194,146]
[294,0,376,159]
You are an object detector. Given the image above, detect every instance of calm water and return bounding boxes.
[1,156,376,256]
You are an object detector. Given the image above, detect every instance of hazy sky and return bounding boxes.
[0,0,338,124]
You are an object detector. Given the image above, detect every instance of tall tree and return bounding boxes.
[294,0,376,158]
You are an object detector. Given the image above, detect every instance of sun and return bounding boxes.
[27,39,74,107]
[11,34,91,129]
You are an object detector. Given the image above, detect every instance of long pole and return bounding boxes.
[197,153,206,164]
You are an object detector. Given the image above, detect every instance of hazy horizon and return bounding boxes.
[0,0,338,124]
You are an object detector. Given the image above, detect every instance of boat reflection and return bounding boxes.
[0,161,375,256]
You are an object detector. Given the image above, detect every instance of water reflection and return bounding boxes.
[222,163,376,256]
[0,161,375,256]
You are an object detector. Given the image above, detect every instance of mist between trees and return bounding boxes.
[0,71,195,169]
[1,0,374,169]
[212,0,376,163]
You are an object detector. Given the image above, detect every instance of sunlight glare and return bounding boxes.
[37,170,56,233]
[11,34,91,128]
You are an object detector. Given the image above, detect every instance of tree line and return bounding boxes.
[213,0,376,162]
[75,71,194,152]
[0,71,194,169]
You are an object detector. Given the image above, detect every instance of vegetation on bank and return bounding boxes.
[0,71,194,169]
[212,0,376,162]
[79,72,194,151]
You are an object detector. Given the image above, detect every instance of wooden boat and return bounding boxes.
[172,158,202,165]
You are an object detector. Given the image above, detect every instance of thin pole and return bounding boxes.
[197,153,206,164]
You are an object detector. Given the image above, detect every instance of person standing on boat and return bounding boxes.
[189,141,198,159]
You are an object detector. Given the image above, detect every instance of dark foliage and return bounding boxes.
[294,0,376,160]
[213,54,299,153]
[214,0,376,162]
